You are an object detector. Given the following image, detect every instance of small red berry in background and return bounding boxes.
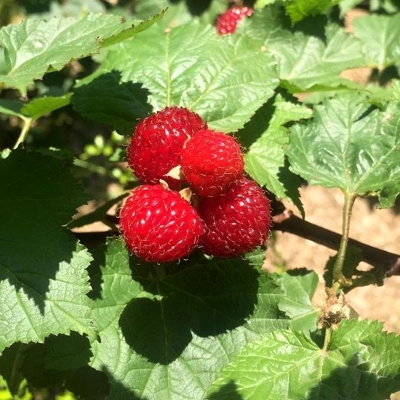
[180,129,244,197]
[216,6,254,35]
[127,106,207,190]
[119,185,205,263]
[197,177,271,257]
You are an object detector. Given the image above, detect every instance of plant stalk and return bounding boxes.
[322,327,332,353]
[13,116,33,149]
[332,192,356,289]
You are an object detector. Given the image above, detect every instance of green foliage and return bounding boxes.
[285,0,342,24]
[88,240,289,399]
[0,150,93,352]
[208,320,400,399]
[287,92,400,207]
[0,1,400,399]
[239,7,365,92]
[73,21,278,134]
[0,11,163,94]
[353,13,400,70]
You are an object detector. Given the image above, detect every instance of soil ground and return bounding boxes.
[264,185,400,333]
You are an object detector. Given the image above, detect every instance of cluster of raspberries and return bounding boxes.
[216,6,254,35]
[119,106,271,263]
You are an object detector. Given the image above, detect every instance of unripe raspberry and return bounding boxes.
[127,106,207,190]
[180,129,244,197]
[119,185,205,262]
[198,177,271,257]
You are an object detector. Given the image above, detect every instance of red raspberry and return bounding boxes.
[119,185,205,263]
[127,106,207,190]
[180,129,244,197]
[216,6,254,35]
[198,177,271,257]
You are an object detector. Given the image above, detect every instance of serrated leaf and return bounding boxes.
[0,99,23,117]
[72,72,152,135]
[287,92,400,206]
[0,13,162,94]
[21,93,72,119]
[285,0,341,24]
[277,269,319,333]
[240,8,364,92]
[208,320,400,399]
[244,94,311,209]
[73,21,278,134]
[0,150,93,351]
[353,13,400,70]
[89,239,288,399]
[135,0,194,28]
[135,0,226,28]
[45,333,92,371]
[0,94,72,122]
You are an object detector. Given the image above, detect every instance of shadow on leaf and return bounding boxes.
[208,380,244,400]
[0,150,89,314]
[119,297,192,364]
[120,257,259,364]
[306,354,400,399]
[72,70,152,135]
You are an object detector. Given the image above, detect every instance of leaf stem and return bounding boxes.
[13,116,33,149]
[322,327,332,353]
[332,192,356,289]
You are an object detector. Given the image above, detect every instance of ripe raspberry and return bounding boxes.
[180,129,244,197]
[216,6,254,35]
[119,185,205,263]
[127,106,207,190]
[198,177,271,257]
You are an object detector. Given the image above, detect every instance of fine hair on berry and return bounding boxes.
[180,129,244,197]
[127,106,207,190]
[198,177,271,257]
[119,185,205,263]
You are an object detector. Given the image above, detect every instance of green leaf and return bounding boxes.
[0,94,72,122]
[44,333,92,371]
[287,92,400,205]
[284,0,341,24]
[74,21,278,134]
[0,99,23,117]
[353,13,400,70]
[277,270,319,333]
[0,150,93,352]
[240,8,365,92]
[89,239,288,399]
[208,320,400,399]
[21,93,72,119]
[134,0,226,28]
[72,72,152,135]
[0,13,162,94]
[244,93,311,209]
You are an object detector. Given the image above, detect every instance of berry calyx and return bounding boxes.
[216,6,254,35]
[119,185,205,262]
[127,106,207,190]
[198,177,271,257]
[180,129,244,197]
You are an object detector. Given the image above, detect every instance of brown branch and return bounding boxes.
[272,212,400,277]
